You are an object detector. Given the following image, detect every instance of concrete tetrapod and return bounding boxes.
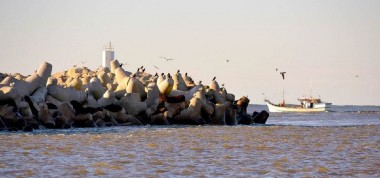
[172,96,203,125]
[47,78,87,103]
[0,62,52,103]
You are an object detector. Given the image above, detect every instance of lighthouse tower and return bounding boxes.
[102,42,114,69]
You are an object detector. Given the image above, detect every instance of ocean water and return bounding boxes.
[0,105,379,177]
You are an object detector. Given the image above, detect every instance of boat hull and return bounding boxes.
[265,101,331,112]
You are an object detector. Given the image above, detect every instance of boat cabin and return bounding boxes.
[298,98,321,108]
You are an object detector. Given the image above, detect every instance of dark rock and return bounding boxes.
[71,100,103,115]
[252,110,269,124]
[24,96,38,118]
[160,94,186,103]
[169,116,204,125]
[23,125,34,132]
[72,113,95,127]
[24,117,39,129]
[150,113,170,125]
[7,127,19,132]
[15,117,26,130]
[55,116,69,129]
[102,104,122,113]
[95,119,106,127]
[225,108,237,125]
[46,103,58,110]
[2,115,15,128]
[238,114,252,125]
[105,122,114,127]
[136,112,150,125]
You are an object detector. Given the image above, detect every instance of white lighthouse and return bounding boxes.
[102,42,114,69]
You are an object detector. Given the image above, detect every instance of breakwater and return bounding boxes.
[0,61,268,132]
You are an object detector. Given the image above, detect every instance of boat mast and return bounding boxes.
[282,89,285,106]
[310,80,313,98]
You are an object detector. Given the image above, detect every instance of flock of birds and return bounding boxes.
[87,56,359,81]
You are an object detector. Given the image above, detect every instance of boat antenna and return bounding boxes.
[310,79,313,98]
[281,72,286,106]
[262,92,267,100]
[282,89,285,106]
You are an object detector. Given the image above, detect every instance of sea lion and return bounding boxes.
[58,102,76,119]
[24,95,39,118]
[70,100,103,115]
[18,101,33,117]
[160,94,186,103]
[252,110,269,124]
[38,104,55,128]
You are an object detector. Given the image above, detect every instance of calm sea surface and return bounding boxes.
[1,105,379,177]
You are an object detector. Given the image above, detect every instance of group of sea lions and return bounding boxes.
[0,60,269,132]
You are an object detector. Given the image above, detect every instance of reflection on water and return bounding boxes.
[1,125,379,177]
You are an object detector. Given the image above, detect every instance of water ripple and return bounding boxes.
[1,125,379,177]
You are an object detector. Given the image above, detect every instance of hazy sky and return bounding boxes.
[0,0,379,105]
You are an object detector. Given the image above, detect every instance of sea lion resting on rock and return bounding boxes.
[38,104,55,128]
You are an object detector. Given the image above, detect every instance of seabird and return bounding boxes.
[227,59,229,63]
[355,75,359,78]
[159,56,174,61]
[212,76,216,81]
[276,68,278,71]
[280,72,286,80]
[154,65,159,70]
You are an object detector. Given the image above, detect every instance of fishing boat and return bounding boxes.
[265,97,332,112]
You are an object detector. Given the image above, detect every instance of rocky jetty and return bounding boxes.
[0,61,269,132]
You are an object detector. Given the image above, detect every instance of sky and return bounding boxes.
[0,0,379,105]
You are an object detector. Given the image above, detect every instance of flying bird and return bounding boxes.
[355,75,359,78]
[276,68,278,71]
[280,72,286,80]
[159,56,174,61]
[227,59,229,63]
[154,65,159,70]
